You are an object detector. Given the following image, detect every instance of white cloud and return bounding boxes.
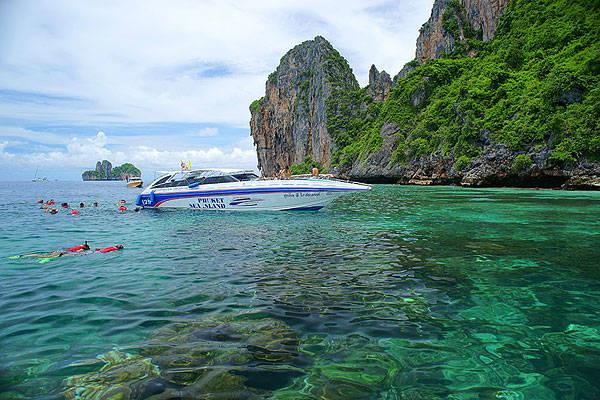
[0,0,434,179]
[0,0,432,126]
[192,127,218,137]
[0,126,70,145]
[0,130,257,178]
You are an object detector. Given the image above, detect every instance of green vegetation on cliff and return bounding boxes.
[112,163,141,177]
[328,0,599,167]
[290,156,327,175]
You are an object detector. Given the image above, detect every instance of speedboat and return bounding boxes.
[136,169,370,211]
[127,176,143,188]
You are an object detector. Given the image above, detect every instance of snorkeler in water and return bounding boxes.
[8,243,122,264]
[95,244,124,253]
[15,241,90,257]
[66,241,90,252]
[10,251,76,260]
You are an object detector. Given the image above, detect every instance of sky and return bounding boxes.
[0,0,432,181]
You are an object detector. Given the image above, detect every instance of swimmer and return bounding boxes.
[118,205,127,212]
[61,202,69,208]
[46,200,55,206]
[95,244,124,253]
[79,202,85,208]
[93,202,98,207]
[11,251,76,259]
[49,208,58,215]
[70,209,80,215]
[66,242,89,252]
[9,242,91,263]
[37,199,44,204]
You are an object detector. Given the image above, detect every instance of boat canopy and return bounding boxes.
[149,169,258,189]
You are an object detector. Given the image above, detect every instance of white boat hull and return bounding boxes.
[136,179,369,211]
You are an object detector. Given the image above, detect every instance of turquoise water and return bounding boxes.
[1,181,600,399]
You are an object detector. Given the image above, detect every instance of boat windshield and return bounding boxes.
[232,173,258,181]
[150,171,258,189]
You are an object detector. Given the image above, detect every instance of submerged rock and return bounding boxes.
[63,351,160,400]
[142,315,300,387]
[273,334,397,400]
[542,324,600,369]
[63,314,301,399]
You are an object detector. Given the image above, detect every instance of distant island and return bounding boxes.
[82,160,141,181]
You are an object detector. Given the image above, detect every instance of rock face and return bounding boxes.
[415,0,510,63]
[250,36,359,177]
[99,160,112,179]
[335,129,600,190]
[367,65,392,102]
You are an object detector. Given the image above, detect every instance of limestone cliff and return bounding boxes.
[367,65,392,102]
[415,0,509,63]
[250,0,599,189]
[250,36,358,177]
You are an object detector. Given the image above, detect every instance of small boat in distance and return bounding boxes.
[136,169,370,211]
[32,168,48,182]
[126,176,143,188]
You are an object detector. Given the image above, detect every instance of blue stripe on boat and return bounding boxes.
[282,205,324,211]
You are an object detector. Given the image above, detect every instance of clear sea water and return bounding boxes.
[1,181,600,399]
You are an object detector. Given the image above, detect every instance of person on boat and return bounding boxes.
[79,202,85,208]
[95,244,123,253]
[66,241,90,252]
[311,167,319,177]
